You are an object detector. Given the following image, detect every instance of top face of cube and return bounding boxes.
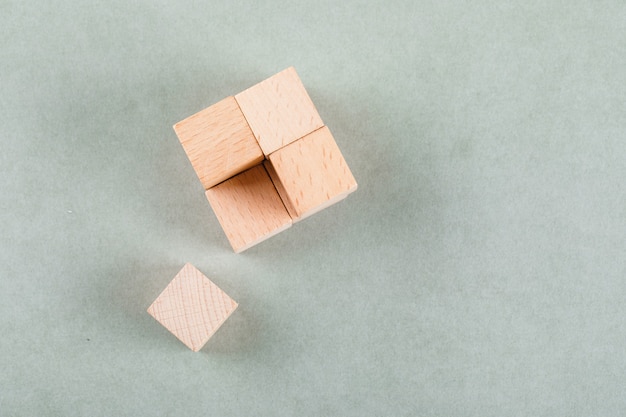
[266,126,358,221]
[235,67,324,155]
[147,263,238,351]
[173,96,264,190]
[205,165,292,253]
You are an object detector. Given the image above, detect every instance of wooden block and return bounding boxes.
[266,126,357,222]
[206,165,292,253]
[147,263,238,352]
[235,67,324,155]
[173,96,264,190]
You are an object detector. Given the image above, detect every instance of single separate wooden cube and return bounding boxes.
[173,96,264,190]
[147,263,238,352]
[206,165,292,253]
[265,126,358,222]
[235,67,324,155]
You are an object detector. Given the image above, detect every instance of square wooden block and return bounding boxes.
[206,164,292,253]
[235,67,324,155]
[147,263,238,352]
[173,96,264,190]
[266,126,358,222]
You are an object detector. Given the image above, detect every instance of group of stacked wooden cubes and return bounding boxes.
[173,67,358,253]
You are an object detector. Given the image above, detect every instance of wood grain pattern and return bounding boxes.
[263,159,298,219]
[147,263,238,352]
[266,126,357,222]
[235,67,324,155]
[173,96,264,190]
[205,165,292,253]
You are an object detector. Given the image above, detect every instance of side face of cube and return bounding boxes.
[205,165,292,253]
[266,126,358,222]
[235,67,324,155]
[173,96,264,190]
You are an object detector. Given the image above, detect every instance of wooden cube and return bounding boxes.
[147,263,238,352]
[173,96,264,190]
[235,67,324,155]
[265,126,357,222]
[205,165,292,253]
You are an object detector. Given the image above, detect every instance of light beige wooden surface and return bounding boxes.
[147,263,238,352]
[173,96,264,190]
[235,67,324,155]
[267,126,357,221]
[263,160,298,219]
[205,165,292,253]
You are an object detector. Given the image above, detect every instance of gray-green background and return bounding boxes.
[2,1,625,415]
